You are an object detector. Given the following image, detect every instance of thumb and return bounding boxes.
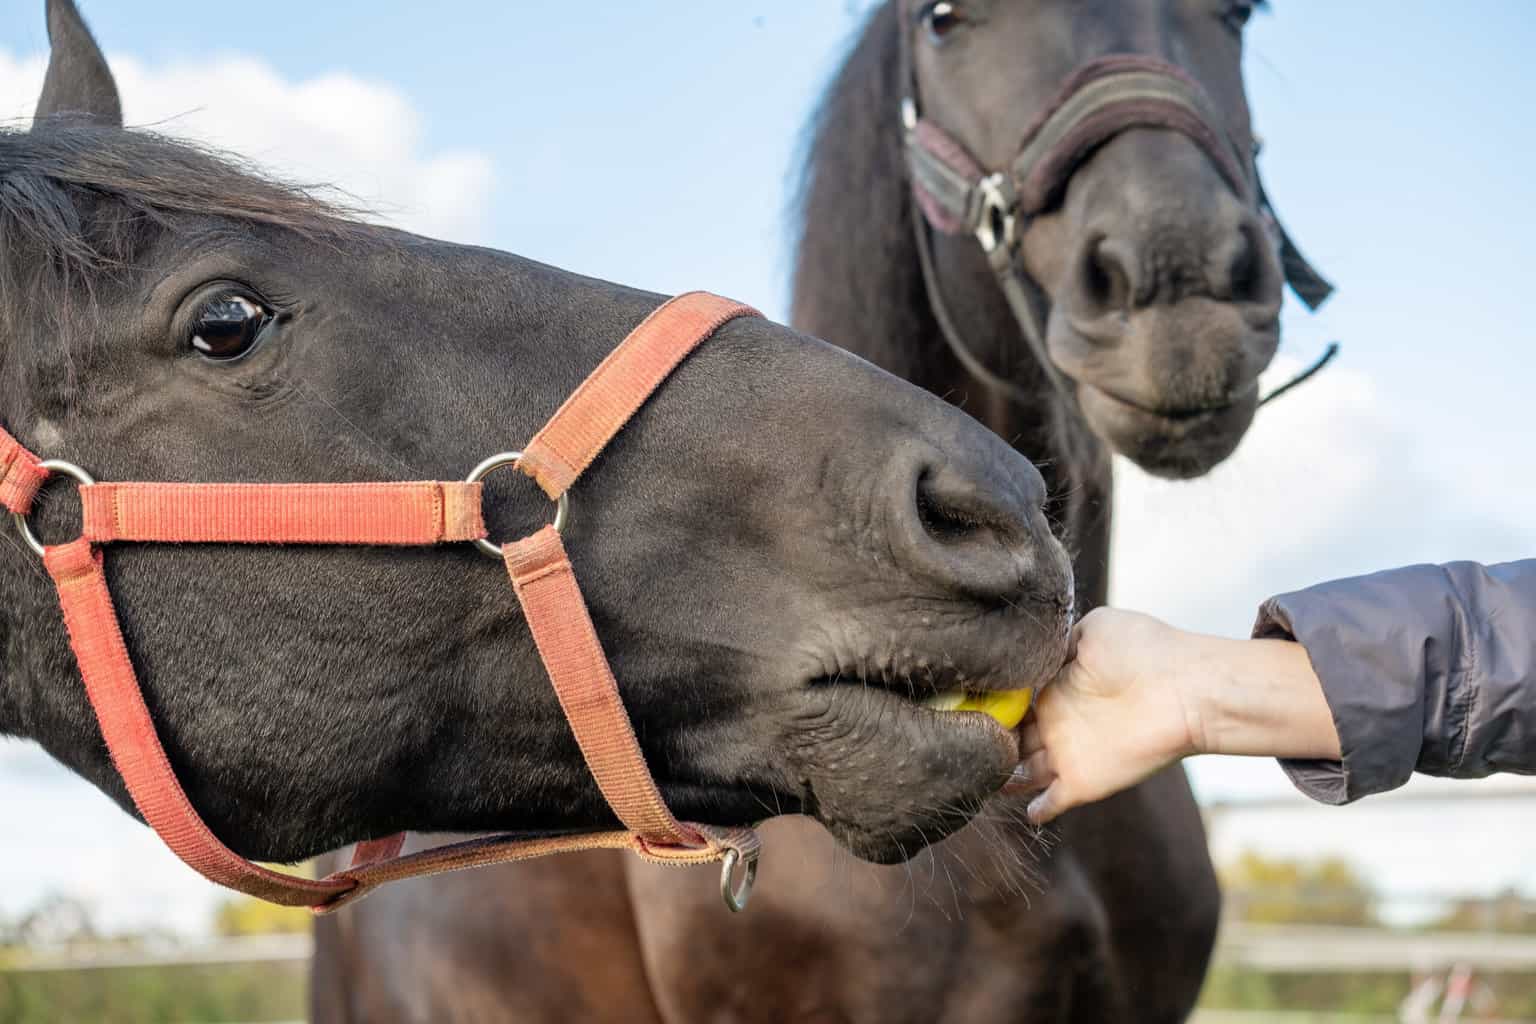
[1026,783,1066,826]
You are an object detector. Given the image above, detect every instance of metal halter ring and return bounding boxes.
[12,459,95,559]
[719,847,758,914]
[465,451,570,559]
[974,172,1019,254]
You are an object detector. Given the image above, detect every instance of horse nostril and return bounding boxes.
[897,463,1044,607]
[1215,221,1268,305]
[916,468,1005,546]
[1081,237,1134,315]
[916,480,975,543]
[892,454,1051,606]
[909,463,1039,577]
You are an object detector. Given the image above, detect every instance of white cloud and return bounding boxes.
[0,51,494,242]
[1111,352,1536,642]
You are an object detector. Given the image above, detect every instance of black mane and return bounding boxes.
[790,2,925,380]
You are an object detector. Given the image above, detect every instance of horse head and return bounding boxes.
[0,0,1073,876]
[803,0,1321,481]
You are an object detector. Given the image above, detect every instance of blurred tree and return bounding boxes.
[1427,885,1536,933]
[11,894,98,950]
[1219,850,1378,926]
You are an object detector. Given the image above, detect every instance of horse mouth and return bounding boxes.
[809,666,1038,732]
[1077,380,1259,479]
[781,619,1067,865]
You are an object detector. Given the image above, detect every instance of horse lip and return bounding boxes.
[806,623,1070,702]
[1082,381,1257,423]
[808,663,974,702]
[812,677,1026,747]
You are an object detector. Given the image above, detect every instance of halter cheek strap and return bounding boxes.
[0,290,763,914]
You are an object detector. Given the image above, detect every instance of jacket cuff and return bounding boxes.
[1252,591,1423,805]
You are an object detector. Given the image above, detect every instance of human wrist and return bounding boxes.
[1173,631,1232,758]
[1182,635,1339,760]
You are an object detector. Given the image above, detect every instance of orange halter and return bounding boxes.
[0,291,762,913]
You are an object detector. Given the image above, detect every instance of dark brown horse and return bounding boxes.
[3,0,1075,955]
[313,2,1329,1023]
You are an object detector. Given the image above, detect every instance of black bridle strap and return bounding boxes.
[898,25,1336,410]
[1257,163,1335,311]
[910,194,1069,405]
[1258,341,1340,407]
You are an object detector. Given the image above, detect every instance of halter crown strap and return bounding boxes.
[1,290,763,913]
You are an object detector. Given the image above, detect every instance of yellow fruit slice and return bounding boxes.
[951,688,1034,730]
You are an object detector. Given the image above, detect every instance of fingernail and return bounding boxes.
[1026,795,1047,824]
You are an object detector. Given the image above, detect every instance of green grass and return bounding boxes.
[0,962,305,1024]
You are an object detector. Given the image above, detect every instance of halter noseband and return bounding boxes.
[899,33,1336,407]
[0,291,763,914]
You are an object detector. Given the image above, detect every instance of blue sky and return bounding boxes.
[1,1,1534,931]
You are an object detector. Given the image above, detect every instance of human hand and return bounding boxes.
[1015,608,1209,824]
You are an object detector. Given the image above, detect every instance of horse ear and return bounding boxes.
[34,0,123,127]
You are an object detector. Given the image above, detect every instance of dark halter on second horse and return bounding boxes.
[898,24,1338,409]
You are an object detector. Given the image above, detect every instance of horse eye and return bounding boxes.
[919,1,964,45]
[190,294,271,361]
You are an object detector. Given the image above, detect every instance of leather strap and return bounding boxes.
[0,428,47,515]
[43,538,353,906]
[504,526,701,847]
[518,292,759,500]
[2,290,765,913]
[80,481,486,545]
[324,821,762,912]
[1007,57,1248,214]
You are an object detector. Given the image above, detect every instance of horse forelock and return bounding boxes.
[0,122,370,404]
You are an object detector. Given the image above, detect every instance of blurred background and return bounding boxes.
[2,1,1534,1020]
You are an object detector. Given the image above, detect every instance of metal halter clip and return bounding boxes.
[973,173,1018,254]
[12,459,94,558]
[466,451,570,559]
[720,846,758,913]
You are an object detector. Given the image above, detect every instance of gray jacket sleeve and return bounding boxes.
[1252,559,1536,804]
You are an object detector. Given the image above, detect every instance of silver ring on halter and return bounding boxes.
[973,173,1019,255]
[719,847,758,913]
[466,451,570,559]
[12,459,95,559]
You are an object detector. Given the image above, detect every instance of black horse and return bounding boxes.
[313,3,1328,1022]
[2,0,1074,930]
